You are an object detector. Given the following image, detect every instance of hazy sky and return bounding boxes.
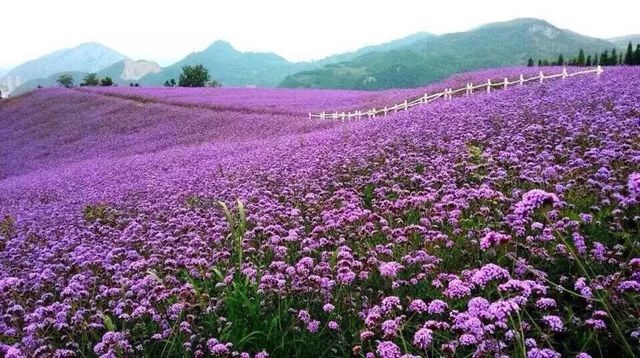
[1,0,639,68]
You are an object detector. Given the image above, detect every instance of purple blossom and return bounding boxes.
[427,299,448,314]
[376,341,402,358]
[307,320,321,333]
[407,299,427,313]
[542,315,564,332]
[412,328,433,349]
[444,279,471,298]
[480,231,512,250]
[379,261,404,278]
[527,348,561,358]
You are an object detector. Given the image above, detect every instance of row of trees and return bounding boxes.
[528,42,640,67]
[55,65,218,89]
[56,73,114,88]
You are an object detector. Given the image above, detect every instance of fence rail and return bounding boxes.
[308,66,603,120]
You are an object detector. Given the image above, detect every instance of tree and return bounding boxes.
[610,48,617,66]
[170,79,176,86]
[178,64,210,87]
[624,42,634,65]
[164,80,171,87]
[82,73,100,86]
[527,58,534,67]
[601,51,609,66]
[57,74,74,88]
[100,77,114,86]
[586,55,592,66]
[594,53,599,66]
[538,59,542,66]
[577,49,585,66]
[635,45,640,65]
[557,54,564,66]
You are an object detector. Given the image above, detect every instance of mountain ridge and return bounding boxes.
[280,18,616,90]
[4,18,631,94]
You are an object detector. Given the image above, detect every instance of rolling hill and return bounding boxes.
[280,18,616,90]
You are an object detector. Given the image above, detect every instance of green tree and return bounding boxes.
[178,64,211,87]
[586,55,592,66]
[100,77,113,86]
[82,73,100,86]
[57,74,74,88]
[624,42,633,65]
[577,48,585,66]
[634,44,640,65]
[610,48,617,65]
[557,54,564,66]
[527,58,534,67]
[538,59,542,66]
[601,51,608,66]
[594,53,599,66]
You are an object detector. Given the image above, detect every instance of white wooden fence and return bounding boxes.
[308,66,603,120]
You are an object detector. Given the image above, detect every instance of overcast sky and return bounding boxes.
[1,0,639,68]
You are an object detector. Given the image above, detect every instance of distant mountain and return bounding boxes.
[311,32,435,66]
[1,42,127,94]
[280,18,616,90]
[608,35,640,47]
[5,19,633,94]
[138,41,308,87]
[11,59,162,95]
[140,35,437,87]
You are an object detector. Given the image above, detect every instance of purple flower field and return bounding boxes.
[0,67,639,357]
[81,66,554,115]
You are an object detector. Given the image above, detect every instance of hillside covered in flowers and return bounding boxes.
[0,67,639,357]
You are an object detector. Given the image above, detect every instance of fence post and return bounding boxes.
[539,71,544,84]
[596,65,603,76]
[404,100,408,110]
[341,112,345,121]
[519,74,524,86]
[372,108,376,118]
[308,112,311,120]
[486,79,491,93]
[383,107,388,116]
[562,67,568,79]
[503,77,508,89]
[321,111,325,120]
